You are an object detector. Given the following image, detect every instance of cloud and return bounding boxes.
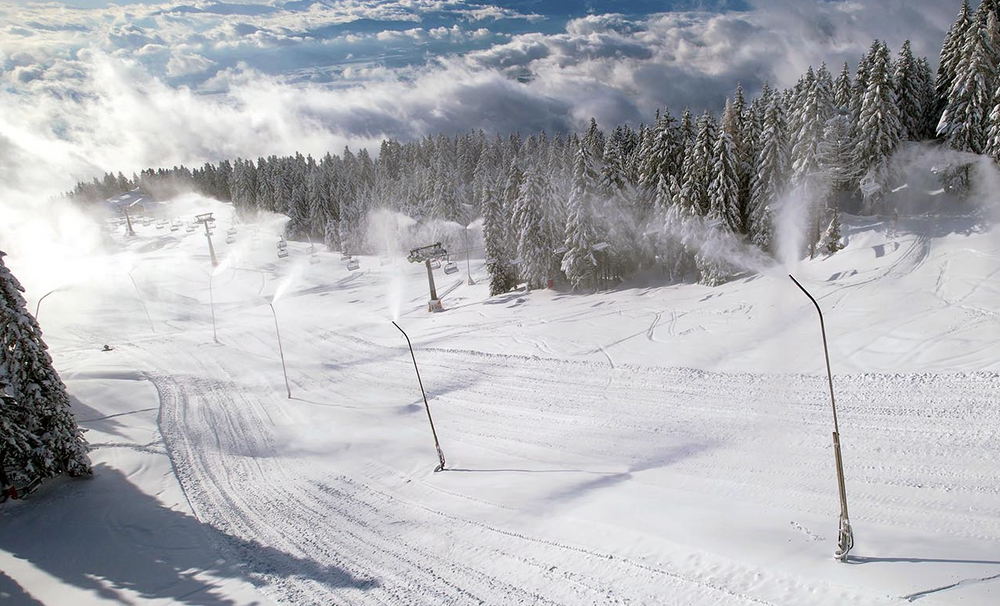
[166,51,217,77]
[0,0,959,211]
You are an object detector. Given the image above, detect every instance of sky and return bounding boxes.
[0,0,962,199]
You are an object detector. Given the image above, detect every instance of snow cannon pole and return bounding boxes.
[127,272,155,333]
[269,302,292,399]
[789,274,853,562]
[392,321,446,472]
[209,273,218,343]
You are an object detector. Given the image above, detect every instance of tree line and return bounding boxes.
[70,0,1000,293]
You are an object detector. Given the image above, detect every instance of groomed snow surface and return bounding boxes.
[2,204,999,605]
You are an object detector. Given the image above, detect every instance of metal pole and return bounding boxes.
[789,274,854,561]
[124,208,136,237]
[392,321,446,472]
[209,273,218,343]
[204,222,218,267]
[269,302,292,399]
[465,228,474,285]
[35,289,57,321]
[127,272,155,333]
[425,259,439,301]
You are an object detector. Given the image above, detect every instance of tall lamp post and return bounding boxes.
[789,274,854,561]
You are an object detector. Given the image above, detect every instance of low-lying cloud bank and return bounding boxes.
[0,0,955,277]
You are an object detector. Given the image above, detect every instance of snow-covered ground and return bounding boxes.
[3,202,1000,605]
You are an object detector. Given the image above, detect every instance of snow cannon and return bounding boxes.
[789,274,854,562]
[392,321,446,472]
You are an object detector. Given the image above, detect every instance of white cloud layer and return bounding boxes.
[0,0,958,209]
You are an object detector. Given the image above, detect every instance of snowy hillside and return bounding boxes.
[2,201,999,605]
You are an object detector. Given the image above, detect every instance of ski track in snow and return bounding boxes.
[123,327,1000,606]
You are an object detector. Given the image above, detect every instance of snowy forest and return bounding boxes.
[70,0,1000,294]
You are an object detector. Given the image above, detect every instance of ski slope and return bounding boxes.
[3,202,1000,605]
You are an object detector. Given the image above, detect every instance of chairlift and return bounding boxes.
[227,227,237,236]
[185,224,196,233]
[277,248,289,259]
[429,258,441,270]
[225,235,236,244]
[309,254,321,265]
[156,220,166,229]
[443,261,459,275]
[347,257,360,271]
[340,251,351,261]
[277,239,288,250]
[170,223,179,232]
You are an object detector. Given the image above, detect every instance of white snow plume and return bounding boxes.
[773,184,814,272]
[877,143,1000,223]
[659,209,774,277]
[366,209,417,257]
[271,255,310,304]
[386,263,406,322]
[0,191,105,298]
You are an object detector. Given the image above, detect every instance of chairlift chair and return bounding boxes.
[226,235,236,244]
[227,227,237,236]
[170,223,179,232]
[156,220,166,229]
[277,239,288,250]
[347,257,360,271]
[341,251,351,261]
[443,260,459,275]
[429,258,441,270]
[309,254,321,265]
[186,224,196,233]
[277,248,289,259]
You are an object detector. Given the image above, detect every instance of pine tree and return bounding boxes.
[686,110,717,216]
[561,146,602,290]
[749,88,788,250]
[939,12,999,156]
[483,175,518,295]
[834,62,852,110]
[936,0,974,124]
[0,251,91,487]
[856,41,902,210]
[894,40,926,141]
[708,125,741,233]
[916,57,939,139]
[513,166,558,289]
[821,207,845,253]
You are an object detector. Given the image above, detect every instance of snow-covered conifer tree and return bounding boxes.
[748,88,788,250]
[483,174,519,295]
[0,251,90,488]
[894,40,926,141]
[513,166,558,289]
[938,12,999,156]
[937,1,974,122]
[855,41,902,209]
[561,146,602,290]
[708,124,741,233]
